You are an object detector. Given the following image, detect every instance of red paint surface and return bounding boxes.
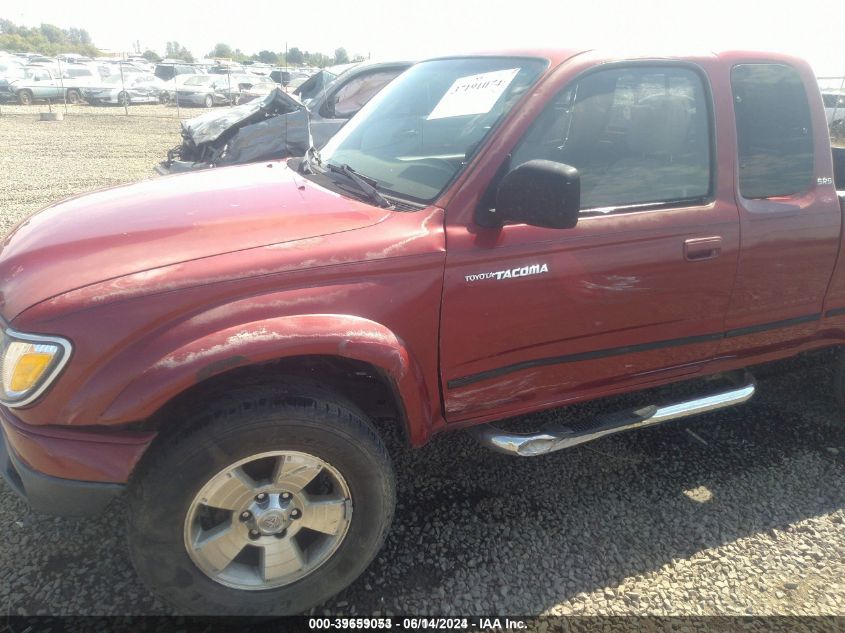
[0,407,154,482]
[2,49,844,484]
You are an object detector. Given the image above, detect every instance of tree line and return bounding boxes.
[0,19,361,69]
[143,42,362,68]
[0,19,99,57]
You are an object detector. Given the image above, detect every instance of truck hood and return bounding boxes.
[0,161,389,320]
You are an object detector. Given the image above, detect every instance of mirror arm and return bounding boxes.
[475,205,504,229]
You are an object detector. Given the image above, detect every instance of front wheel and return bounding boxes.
[17,90,33,105]
[66,89,81,104]
[204,94,214,108]
[127,387,395,615]
[118,91,129,106]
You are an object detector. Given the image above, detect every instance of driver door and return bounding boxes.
[439,63,740,422]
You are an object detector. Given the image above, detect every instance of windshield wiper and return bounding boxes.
[326,162,392,209]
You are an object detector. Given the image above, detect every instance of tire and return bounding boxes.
[204,94,213,108]
[66,89,81,104]
[127,385,395,615]
[159,91,170,104]
[17,90,33,106]
[118,91,129,106]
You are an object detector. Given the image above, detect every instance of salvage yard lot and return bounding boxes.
[1,107,845,616]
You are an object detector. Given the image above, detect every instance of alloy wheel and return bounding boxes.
[183,450,352,590]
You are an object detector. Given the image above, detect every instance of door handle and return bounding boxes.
[684,237,722,261]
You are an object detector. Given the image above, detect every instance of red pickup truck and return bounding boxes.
[0,48,842,614]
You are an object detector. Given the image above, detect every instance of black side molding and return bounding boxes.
[723,313,821,338]
[449,312,822,389]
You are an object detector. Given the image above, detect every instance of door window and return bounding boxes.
[511,66,713,212]
[730,64,814,199]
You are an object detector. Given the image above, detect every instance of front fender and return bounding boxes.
[102,314,435,445]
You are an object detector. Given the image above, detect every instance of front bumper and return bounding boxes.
[0,428,123,516]
[0,407,155,516]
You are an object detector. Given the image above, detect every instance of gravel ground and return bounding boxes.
[0,108,844,617]
[0,104,186,234]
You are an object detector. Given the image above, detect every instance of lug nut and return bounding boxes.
[240,511,252,521]
[255,493,267,502]
[281,492,292,500]
[290,509,301,519]
[249,529,261,539]
[274,529,288,539]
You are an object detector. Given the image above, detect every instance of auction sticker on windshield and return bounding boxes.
[427,68,520,120]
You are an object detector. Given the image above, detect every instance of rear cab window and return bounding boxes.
[730,63,814,199]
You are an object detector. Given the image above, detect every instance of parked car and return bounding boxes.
[159,88,310,173]
[154,62,199,82]
[174,74,255,108]
[5,48,844,616]
[100,62,145,79]
[237,79,281,104]
[82,73,169,105]
[58,65,101,103]
[27,55,57,68]
[157,60,412,174]
[56,54,93,65]
[0,66,85,105]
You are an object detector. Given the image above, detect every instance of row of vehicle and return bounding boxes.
[2,52,155,82]
[2,50,317,89]
[0,59,402,113]
[0,52,329,107]
[0,66,287,107]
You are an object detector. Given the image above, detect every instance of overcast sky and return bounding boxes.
[4,0,844,76]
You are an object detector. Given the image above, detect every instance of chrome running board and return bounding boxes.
[472,376,756,457]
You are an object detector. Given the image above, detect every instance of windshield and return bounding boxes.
[318,57,548,203]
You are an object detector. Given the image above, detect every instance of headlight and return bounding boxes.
[0,328,72,407]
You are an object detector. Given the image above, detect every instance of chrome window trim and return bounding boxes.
[0,327,73,409]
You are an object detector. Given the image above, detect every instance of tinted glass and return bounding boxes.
[512,66,712,210]
[731,64,813,199]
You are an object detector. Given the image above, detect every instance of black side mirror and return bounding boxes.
[480,159,580,229]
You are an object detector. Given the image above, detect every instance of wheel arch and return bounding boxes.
[103,314,436,446]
